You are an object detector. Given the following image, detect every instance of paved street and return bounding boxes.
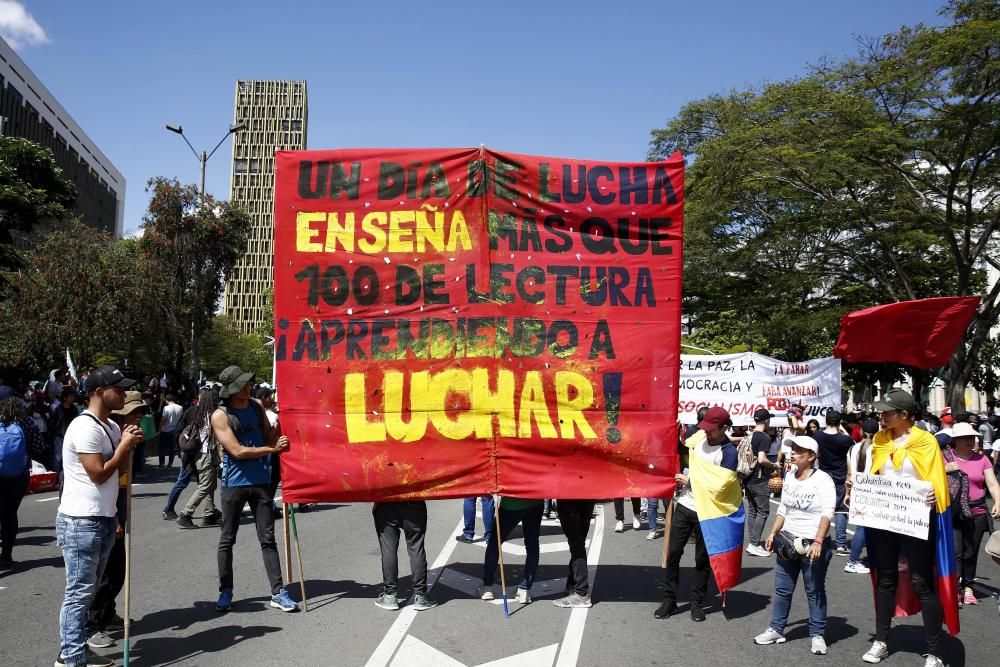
[2,468,997,667]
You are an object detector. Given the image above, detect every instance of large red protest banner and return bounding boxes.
[273,147,682,502]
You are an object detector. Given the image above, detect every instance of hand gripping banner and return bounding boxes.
[272,147,683,502]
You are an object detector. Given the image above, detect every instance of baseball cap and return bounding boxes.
[697,406,732,431]
[940,414,955,425]
[783,434,819,454]
[873,388,918,414]
[753,408,774,422]
[84,366,135,393]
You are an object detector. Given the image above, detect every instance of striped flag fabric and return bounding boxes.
[686,431,745,597]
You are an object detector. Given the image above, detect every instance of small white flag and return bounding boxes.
[65,348,78,384]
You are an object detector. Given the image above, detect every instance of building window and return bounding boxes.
[234,158,248,174]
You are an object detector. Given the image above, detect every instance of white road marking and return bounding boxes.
[35,496,59,502]
[391,636,559,667]
[365,517,465,667]
[436,566,566,604]
[553,505,604,667]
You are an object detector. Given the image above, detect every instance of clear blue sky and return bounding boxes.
[7,0,948,236]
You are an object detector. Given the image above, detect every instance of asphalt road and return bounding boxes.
[2,467,998,666]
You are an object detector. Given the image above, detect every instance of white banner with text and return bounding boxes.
[678,353,842,427]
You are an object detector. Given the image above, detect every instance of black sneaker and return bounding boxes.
[176,513,197,530]
[653,600,677,619]
[454,535,474,544]
[201,511,222,527]
[162,510,178,521]
[691,605,706,622]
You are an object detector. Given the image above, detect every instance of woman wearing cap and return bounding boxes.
[862,389,953,667]
[754,435,835,655]
[945,421,1000,607]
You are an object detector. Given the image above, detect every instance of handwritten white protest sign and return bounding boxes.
[848,472,932,540]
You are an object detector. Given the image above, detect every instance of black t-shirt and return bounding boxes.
[750,431,771,480]
[814,430,853,482]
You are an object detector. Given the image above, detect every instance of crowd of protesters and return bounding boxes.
[1,365,999,666]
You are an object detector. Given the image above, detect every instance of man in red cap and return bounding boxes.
[654,406,739,622]
[935,414,955,448]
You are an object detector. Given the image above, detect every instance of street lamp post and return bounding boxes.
[165,122,245,199]
[164,122,246,383]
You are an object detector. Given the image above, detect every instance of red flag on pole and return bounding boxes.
[833,297,980,369]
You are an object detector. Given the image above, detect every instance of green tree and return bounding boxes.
[649,0,1000,408]
[0,136,77,284]
[200,315,273,382]
[140,178,251,382]
[0,220,147,370]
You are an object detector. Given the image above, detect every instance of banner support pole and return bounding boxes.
[283,503,292,583]
[493,496,510,618]
[660,498,672,569]
[123,454,134,665]
[289,504,309,612]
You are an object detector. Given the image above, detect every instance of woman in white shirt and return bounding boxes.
[754,435,835,656]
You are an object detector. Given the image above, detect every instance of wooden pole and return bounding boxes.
[123,454,134,666]
[289,505,308,612]
[493,496,509,617]
[283,503,292,583]
[660,499,673,569]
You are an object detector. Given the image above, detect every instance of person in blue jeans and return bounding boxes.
[456,495,494,544]
[55,366,142,667]
[478,498,543,604]
[754,436,835,656]
[161,448,197,520]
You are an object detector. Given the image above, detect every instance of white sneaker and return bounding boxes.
[646,530,657,540]
[516,587,531,604]
[923,656,944,667]
[811,636,828,655]
[615,520,624,533]
[747,544,770,557]
[633,517,642,530]
[753,627,786,645]
[476,585,495,601]
[844,560,871,574]
[862,640,889,663]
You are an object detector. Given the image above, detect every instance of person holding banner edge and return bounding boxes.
[861,388,957,667]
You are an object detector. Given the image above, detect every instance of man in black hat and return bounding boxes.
[55,367,142,667]
[745,408,777,557]
[211,366,298,614]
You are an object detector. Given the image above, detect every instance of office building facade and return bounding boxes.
[224,79,307,333]
[0,36,125,237]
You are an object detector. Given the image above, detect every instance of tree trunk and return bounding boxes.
[190,325,201,385]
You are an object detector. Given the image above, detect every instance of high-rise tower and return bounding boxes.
[224,80,307,333]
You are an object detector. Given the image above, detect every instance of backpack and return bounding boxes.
[736,433,757,479]
[942,448,974,520]
[178,414,203,453]
[0,422,28,476]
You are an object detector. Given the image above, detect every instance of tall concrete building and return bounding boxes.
[224,80,307,333]
[0,36,125,236]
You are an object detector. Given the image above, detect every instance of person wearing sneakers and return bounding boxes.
[946,421,1000,607]
[175,387,222,530]
[372,500,437,611]
[813,410,854,557]
[754,435,835,655]
[862,389,952,667]
[843,418,878,574]
[84,391,149,651]
[655,406,738,623]
[55,367,142,667]
[211,366,298,614]
[478,496,543,604]
[553,499,598,608]
[612,497,642,533]
[745,408,777,557]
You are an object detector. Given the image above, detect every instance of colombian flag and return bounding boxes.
[869,427,960,636]
[686,431,745,596]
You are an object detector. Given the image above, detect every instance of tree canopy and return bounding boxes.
[650,0,1000,409]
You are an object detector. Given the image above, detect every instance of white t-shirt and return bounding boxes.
[161,403,183,432]
[675,438,724,512]
[58,411,122,518]
[777,468,836,539]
